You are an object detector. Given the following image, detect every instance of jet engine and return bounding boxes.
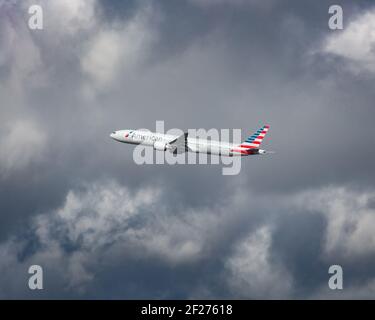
[153,141,170,151]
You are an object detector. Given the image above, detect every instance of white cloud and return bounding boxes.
[127,207,218,265]
[0,120,47,175]
[1,0,156,98]
[322,9,375,74]
[225,227,293,298]
[81,29,123,87]
[1,179,375,297]
[80,5,157,93]
[0,181,161,294]
[35,181,160,250]
[294,187,375,259]
[0,181,222,293]
[0,180,259,295]
[30,0,97,35]
[0,0,98,91]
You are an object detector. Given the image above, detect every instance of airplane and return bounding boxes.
[110,125,272,157]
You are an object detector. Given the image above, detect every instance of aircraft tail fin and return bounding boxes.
[238,125,270,149]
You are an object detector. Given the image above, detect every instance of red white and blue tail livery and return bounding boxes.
[230,125,271,155]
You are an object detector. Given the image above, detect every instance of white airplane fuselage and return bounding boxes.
[110,129,267,157]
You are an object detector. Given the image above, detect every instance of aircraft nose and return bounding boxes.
[110,131,116,139]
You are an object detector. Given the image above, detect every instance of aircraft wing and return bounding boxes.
[168,132,188,154]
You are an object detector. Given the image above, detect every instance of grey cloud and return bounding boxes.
[0,180,268,298]
[1,0,375,298]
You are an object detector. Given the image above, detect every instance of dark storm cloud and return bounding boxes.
[1,0,375,298]
[92,0,375,193]
[270,210,328,298]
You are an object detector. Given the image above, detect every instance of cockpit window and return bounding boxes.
[112,131,116,134]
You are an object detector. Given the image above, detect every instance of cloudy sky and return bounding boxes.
[1,0,375,299]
